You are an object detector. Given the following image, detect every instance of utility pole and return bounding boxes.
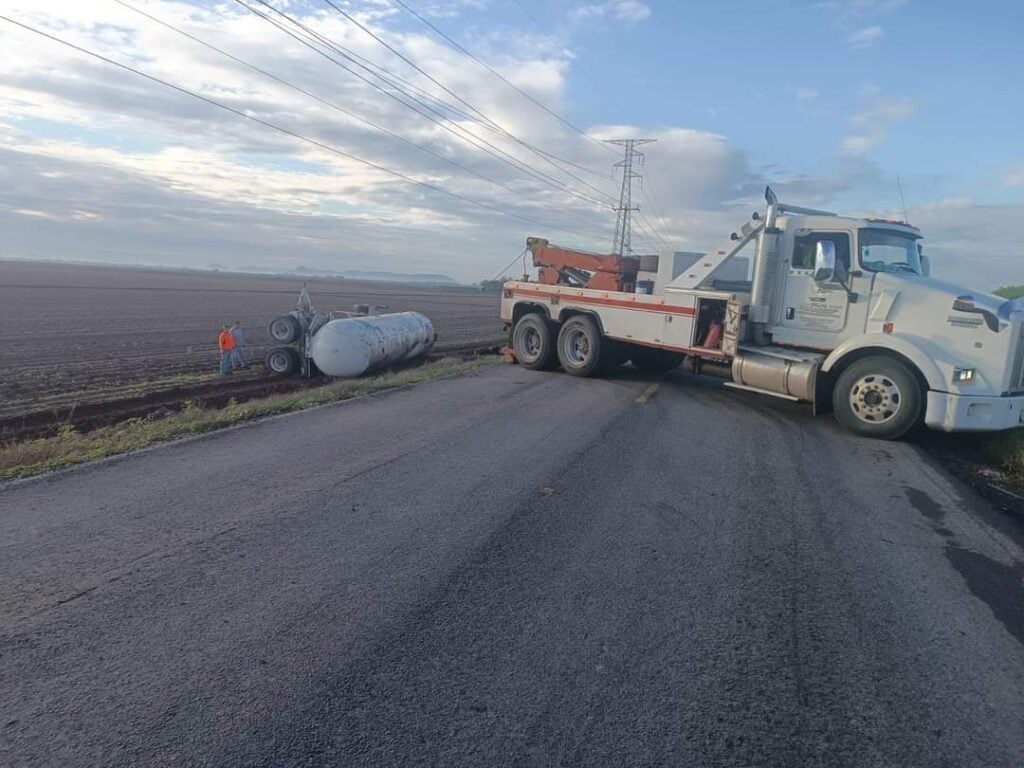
[606,138,655,257]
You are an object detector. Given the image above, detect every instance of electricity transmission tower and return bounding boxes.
[606,138,655,257]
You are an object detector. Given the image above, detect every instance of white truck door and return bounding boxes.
[776,229,852,336]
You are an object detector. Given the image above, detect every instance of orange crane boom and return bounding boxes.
[526,236,638,293]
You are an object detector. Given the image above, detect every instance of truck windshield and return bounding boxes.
[859,229,923,274]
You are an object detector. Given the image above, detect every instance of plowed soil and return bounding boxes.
[0,260,504,434]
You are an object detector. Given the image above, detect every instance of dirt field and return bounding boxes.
[0,260,504,421]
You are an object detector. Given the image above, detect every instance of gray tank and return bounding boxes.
[309,312,436,378]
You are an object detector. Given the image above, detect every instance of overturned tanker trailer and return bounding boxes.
[264,287,436,378]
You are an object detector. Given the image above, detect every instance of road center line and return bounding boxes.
[635,382,660,404]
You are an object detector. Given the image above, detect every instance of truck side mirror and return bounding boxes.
[813,240,836,283]
[920,253,931,276]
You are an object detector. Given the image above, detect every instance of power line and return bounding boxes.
[0,14,610,243]
[236,0,615,211]
[320,0,619,203]
[636,209,671,254]
[111,0,521,198]
[389,0,617,157]
[117,0,613,238]
[640,175,676,253]
[320,0,501,136]
[245,0,606,203]
[628,209,664,252]
[633,171,672,252]
[640,172,671,230]
[293,2,617,207]
[509,0,616,110]
[393,0,614,158]
[489,248,529,281]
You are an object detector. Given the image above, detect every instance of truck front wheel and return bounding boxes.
[511,313,558,370]
[832,356,922,439]
[556,316,606,377]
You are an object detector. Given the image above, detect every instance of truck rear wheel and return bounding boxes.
[630,346,684,375]
[556,315,606,377]
[266,346,301,376]
[832,356,922,439]
[512,313,558,370]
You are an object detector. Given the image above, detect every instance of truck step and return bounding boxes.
[722,381,800,401]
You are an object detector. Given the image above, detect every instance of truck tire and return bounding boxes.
[630,346,684,375]
[556,315,606,377]
[512,313,558,370]
[832,356,922,439]
[268,314,302,344]
[266,346,301,376]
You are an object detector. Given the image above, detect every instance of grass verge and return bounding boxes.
[0,356,498,481]
[983,429,1024,480]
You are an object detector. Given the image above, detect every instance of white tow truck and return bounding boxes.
[500,187,1024,439]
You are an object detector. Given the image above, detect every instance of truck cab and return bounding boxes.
[501,187,1024,439]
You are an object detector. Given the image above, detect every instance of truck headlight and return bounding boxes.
[953,367,976,384]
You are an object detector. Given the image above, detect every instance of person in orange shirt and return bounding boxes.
[218,324,235,375]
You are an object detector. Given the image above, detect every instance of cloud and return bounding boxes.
[413,1,491,19]
[839,135,878,154]
[0,0,749,279]
[1004,166,1024,187]
[816,0,906,19]
[895,198,1024,290]
[4,0,1017,292]
[845,25,884,48]
[570,1,652,23]
[840,96,918,155]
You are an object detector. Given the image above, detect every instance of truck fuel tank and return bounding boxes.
[309,312,436,378]
[731,351,818,401]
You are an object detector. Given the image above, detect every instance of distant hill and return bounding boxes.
[342,270,459,285]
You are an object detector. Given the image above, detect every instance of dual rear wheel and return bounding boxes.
[511,313,607,376]
[511,313,682,378]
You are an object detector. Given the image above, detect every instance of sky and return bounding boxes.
[0,0,1021,287]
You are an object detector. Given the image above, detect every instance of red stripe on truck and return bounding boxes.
[512,287,696,316]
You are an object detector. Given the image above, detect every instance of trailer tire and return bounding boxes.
[512,313,558,370]
[832,356,922,439]
[630,346,684,375]
[556,315,606,377]
[268,314,302,344]
[266,346,301,376]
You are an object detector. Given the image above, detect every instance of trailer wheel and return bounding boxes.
[268,314,302,344]
[832,356,922,439]
[266,346,301,376]
[556,315,606,377]
[511,313,558,370]
[630,346,684,375]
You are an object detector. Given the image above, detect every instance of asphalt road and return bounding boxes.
[2,364,1023,767]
